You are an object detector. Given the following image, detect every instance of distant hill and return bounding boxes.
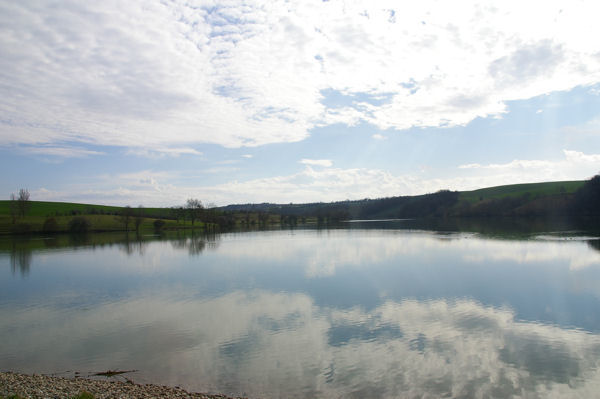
[219,180,587,220]
[0,179,595,233]
[458,180,584,203]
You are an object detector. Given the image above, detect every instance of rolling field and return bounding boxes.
[458,180,584,203]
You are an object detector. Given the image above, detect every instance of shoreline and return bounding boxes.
[0,372,247,399]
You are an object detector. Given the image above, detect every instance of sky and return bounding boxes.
[1,0,600,207]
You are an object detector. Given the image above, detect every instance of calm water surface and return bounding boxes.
[1,224,600,398]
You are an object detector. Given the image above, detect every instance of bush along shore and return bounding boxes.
[0,372,247,399]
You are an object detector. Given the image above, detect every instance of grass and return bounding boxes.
[458,180,584,203]
[0,213,196,235]
[0,200,169,219]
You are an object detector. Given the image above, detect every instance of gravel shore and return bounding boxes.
[0,372,247,399]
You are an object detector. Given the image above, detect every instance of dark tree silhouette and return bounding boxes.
[134,205,145,232]
[17,189,30,217]
[571,175,600,217]
[117,206,133,231]
[186,198,203,225]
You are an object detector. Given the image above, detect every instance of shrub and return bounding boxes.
[68,216,91,233]
[153,219,166,231]
[42,217,59,233]
[11,223,31,234]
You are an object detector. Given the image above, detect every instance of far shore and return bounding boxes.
[0,371,248,399]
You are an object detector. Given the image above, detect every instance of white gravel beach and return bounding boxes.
[0,372,248,399]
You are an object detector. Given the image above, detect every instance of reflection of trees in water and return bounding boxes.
[588,240,600,253]
[43,237,60,249]
[9,240,32,277]
[170,231,220,255]
[119,233,147,256]
[67,233,93,247]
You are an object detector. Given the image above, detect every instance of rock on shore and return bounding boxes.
[0,372,247,399]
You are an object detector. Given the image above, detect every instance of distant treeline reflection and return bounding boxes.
[2,219,600,277]
[2,230,222,276]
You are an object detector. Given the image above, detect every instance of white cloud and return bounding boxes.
[19,145,104,158]
[300,159,333,167]
[242,154,253,158]
[127,147,203,158]
[372,133,387,140]
[458,150,600,182]
[29,149,600,206]
[198,150,600,204]
[1,1,599,149]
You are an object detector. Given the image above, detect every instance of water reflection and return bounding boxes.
[170,231,220,256]
[1,227,600,398]
[9,241,32,276]
[119,234,148,256]
[1,291,600,398]
[589,239,600,253]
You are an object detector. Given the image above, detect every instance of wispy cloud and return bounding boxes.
[126,147,202,158]
[459,150,600,175]
[19,145,104,158]
[31,150,600,206]
[1,1,599,150]
[300,159,333,167]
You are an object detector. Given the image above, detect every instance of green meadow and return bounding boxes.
[458,180,584,203]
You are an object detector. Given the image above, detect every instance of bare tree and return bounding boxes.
[17,189,30,218]
[170,206,185,224]
[116,205,133,231]
[134,205,144,232]
[186,198,203,226]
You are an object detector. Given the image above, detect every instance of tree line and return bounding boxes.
[6,175,600,234]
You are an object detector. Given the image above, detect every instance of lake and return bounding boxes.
[1,221,600,398]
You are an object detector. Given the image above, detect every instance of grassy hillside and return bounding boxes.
[0,200,205,234]
[0,200,120,217]
[221,180,587,220]
[0,200,169,218]
[458,181,584,203]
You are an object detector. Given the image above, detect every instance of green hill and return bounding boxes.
[458,180,584,203]
[219,180,588,220]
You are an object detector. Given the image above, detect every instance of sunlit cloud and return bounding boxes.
[457,150,600,181]
[300,159,333,167]
[30,149,600,206]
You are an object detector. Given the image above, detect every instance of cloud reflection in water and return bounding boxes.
[2,290,600,398]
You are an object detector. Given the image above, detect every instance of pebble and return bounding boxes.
[0,372,248,399]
